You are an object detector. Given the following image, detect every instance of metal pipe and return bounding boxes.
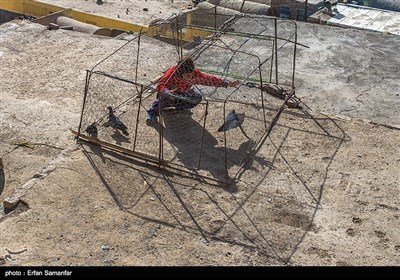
[274,18,278,85]
[197,101,209,170]
[76,70,91,138]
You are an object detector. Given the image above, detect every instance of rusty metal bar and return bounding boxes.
[132,85,143,152]
[76,70,91,138]
[274,18,278,85]
[292,22,298,88]
[197,101,209,170]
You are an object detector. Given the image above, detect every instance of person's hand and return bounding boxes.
[228,80,240,87]
[163,88,178,95]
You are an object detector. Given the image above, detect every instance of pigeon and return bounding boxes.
[85,122,98,138]
[103,106,129,136]
[218,110,250,139]
[218,110,245,132]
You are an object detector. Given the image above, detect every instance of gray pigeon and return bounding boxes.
[218,110,250,139]
[103,106,129,136]
[85,122,98,138]
[218,110,245,132]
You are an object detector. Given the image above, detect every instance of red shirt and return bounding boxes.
[156,65,226,95]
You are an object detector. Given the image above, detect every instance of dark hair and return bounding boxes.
[175,56,195,77]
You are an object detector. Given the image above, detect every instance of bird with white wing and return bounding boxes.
[103,106,129,136]
[218,110,250,139]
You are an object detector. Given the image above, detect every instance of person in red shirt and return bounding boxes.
[146,56,240,125]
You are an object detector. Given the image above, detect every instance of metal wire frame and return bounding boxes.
[74,14,300,187]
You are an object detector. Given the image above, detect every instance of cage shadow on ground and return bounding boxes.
[0,169,4,196]
[80,109,350,264]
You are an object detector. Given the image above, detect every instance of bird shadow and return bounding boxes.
[111,131,131,145]
[0,168,4,196]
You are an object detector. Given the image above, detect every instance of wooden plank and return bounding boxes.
[70,129,161,164]
[70,129,227,185]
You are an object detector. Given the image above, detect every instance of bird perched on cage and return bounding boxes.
[103,106,129,136]
[85,122,98,138]
[218,110,250,139]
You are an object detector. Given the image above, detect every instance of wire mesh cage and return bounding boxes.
[74,12,300,186]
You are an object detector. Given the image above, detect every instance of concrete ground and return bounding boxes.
[0,3,399,267]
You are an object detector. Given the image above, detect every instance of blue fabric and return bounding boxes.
[147,87,202,117]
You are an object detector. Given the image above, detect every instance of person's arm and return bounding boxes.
[223,79,240,87]
[156,66,178,93]
[194,70,240,88]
